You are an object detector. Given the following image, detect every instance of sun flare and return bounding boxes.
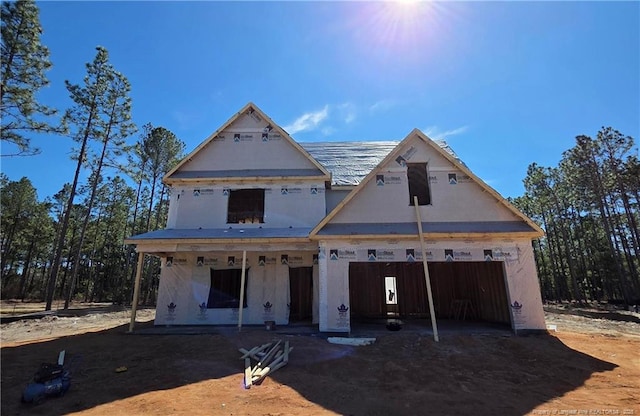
[369,1,434,49]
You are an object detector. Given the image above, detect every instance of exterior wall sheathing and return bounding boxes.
[154,251,319,326]
[316,239,545,333]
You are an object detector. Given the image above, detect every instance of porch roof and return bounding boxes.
[125,227,314,244]
[169,168,326,180]
[314,221,540,239]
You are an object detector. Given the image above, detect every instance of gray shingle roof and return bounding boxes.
[301,140,460,185]
[126,227,313,242]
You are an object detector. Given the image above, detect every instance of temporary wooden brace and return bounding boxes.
[237,250,247,332]
[414,196,439,342]
[128,251,145,332]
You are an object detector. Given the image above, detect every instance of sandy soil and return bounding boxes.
[1,301,639,416]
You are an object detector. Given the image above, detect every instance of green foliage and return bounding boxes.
[45,46,137,309]
[0,11,179,304]
[125,123,184,302]
[518,127,640,304]
[1,0,58,156]
[0,176,54,298]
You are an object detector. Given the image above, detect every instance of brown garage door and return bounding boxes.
[348,262,511,324]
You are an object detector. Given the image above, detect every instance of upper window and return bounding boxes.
[407,163,431,206]
[227,189,265,223]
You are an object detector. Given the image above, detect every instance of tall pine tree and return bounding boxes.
[64,66,136,309]
[1,0,57,156]
[44,46,130,310]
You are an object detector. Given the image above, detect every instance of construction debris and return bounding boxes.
[238,340,292,389]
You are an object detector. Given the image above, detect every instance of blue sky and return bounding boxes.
[2,1,639,200]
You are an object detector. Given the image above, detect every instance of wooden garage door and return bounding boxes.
[348,262,428,318]
[348,262,510,324]
[349,263,386,318]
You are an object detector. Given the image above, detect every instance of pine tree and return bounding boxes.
[44,46,129,310]
[64,67,136,309]
[1,0,57,156]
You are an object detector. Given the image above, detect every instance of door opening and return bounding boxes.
[289,267,313,322]
[385,276,399,317]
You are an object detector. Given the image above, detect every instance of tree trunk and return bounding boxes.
[44,84,101,310]
[64,107,115,309]
[17,239,35,299]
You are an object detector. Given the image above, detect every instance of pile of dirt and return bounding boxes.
[1,302,638,415]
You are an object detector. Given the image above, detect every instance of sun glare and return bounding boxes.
[370,1,434,49]
[343,0,448,68]
[395,0,421,6]
[390,0,424,19]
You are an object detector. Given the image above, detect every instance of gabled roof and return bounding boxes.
[310,128,544,238]
[301,140,461,185]
[164,102,331,185]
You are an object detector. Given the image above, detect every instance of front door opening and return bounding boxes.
[289,267,313,322]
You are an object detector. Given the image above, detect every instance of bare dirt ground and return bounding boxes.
[1,300,639,416]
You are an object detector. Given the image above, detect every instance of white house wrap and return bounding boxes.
[126,102,546,333]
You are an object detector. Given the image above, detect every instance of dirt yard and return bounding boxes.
[1,301,639,416]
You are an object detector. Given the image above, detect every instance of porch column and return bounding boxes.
[128,251,145,332]
[238,250,247,332]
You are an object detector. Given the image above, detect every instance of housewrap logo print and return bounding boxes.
[198,302,207,320]
[166,302,177,322]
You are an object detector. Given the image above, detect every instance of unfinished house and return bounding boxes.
[126,102,546,333]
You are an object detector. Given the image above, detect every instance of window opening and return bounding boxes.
[407,163,431,205]
[207,268,248,308]
[227,189,265,223]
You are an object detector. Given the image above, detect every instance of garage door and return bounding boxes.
[348,262,511,324]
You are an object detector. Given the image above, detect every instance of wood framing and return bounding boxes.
[126,102,547,334]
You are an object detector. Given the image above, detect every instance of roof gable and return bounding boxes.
[310,129,544,238]
[165,103,330,184]
[301,140,464,186]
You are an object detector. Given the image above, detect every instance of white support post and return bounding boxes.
[128,251,145,332]
[414,196,439,342]
[238,250,247,332]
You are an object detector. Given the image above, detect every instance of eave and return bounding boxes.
[165,175,330,186]
[309,232,542,241]
[124,237,314,246]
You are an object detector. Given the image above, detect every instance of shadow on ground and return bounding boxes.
[0,303,135,324]
[544,306,640,324]
[0,320,619,416]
